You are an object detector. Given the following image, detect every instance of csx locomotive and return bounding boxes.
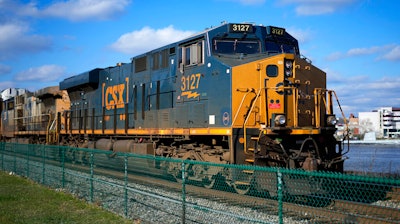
[1,22,347,192]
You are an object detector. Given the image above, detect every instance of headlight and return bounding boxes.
[326,115,337,126]
[284,59,293,77]
[285,60,293,69]
[274,114,286,126]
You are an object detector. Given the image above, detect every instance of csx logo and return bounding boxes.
[103,83,125,110]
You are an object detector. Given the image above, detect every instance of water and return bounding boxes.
[343,143,400,175]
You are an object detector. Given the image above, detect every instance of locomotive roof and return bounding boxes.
[0,88,29,101]
[35,86,64,99]
[131,22,298,59]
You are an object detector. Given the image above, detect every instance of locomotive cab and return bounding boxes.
[215,24,345,172]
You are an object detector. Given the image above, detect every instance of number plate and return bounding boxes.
[229,24,253,33]
[268,26,285,36]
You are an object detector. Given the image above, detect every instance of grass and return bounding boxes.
[0,171,135,224]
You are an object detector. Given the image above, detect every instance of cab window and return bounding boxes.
[180,40,204,67]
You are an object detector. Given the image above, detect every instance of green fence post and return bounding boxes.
[0,142,5,170]
[26,144,30,178]
[0,142,3,170]
[124,155,128,218]
[90,151,94,203]
[181,161,186,224]
[13,143,16,173]
[42,145,46,184]
[61,146,65,188]
[277,169,283,224]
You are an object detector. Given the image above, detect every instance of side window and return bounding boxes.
[180,40,204,67]
[185,47,191,65]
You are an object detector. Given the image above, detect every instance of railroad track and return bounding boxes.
[2,148,399,223]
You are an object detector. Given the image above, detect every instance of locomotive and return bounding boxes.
[1,22,347,193]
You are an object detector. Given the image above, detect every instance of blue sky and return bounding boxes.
[0,0,399,117]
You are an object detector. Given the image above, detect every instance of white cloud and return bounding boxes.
[328,75,400,116]
[0,0,131,21]
[15,65,66,82]
[381,46,400,61]
[326,44,400,62]
[110,25,195,54]
[347,46,382,56]
[280,0,356,16]
[0,21,52,60]
[41,0,131,21]
[286,27,312,44]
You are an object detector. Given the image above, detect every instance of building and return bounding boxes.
[347,114,359,139]
[358,107,400,139]
[381,107,400,138]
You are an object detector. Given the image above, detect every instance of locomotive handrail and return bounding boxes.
[49,118,57,131]
[330,90,350,155]
[232,88,256,126]
[313,88,350,154]
[313,88,348,127]
[46,113,53,144]
[237,85,299,155]
[243,88,263,155]
[13,114,50,120]
[13,114,51,133]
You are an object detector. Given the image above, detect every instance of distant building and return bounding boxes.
[381,107,400,138]
[347,114,359,139]
[358,107,400,139]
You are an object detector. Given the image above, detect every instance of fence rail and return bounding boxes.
[0,142,399,224]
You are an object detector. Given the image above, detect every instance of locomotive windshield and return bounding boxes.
[213,39,261,54]
[265,26,300,55]
[265,40,299,55]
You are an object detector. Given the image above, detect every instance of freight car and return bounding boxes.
[1,22,348,194]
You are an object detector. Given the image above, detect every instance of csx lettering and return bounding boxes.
[105,84,125,110]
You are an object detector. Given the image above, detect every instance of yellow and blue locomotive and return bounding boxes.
[58,22,345,172]
[1,23,347,194]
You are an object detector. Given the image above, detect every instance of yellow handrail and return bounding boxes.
[236,85,298,155]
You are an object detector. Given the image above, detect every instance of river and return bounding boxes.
[343,143,400,175]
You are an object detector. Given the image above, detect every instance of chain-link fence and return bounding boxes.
[1,142,399,223]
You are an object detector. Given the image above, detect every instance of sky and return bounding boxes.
[0,0,399,117]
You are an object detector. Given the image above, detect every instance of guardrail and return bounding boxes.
[0,142,399,224]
